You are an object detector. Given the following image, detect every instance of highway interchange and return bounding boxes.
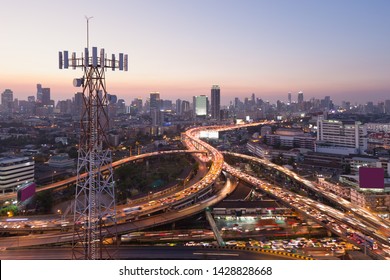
[0,122,389,260]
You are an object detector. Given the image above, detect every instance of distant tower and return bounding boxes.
[42,88,51,106]
[288,92,292,104]
[73,92,84,120]
[181,100,190,113]
[193,95,208,117]
[1,89,14,114]
[176,99,182,115]
[298,91,304,104]
[28,96,35,103]
[149,92,160,111]
[59,18,128,260]
[211,85,220,120]
[36,84,43,103]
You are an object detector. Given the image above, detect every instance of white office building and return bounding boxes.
[316,118,367,155]
[193,95,208,117]
[0,157,34,193]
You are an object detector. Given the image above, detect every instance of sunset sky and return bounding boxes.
[0,0,389,105]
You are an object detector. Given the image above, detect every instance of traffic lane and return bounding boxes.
[0,246,293,260]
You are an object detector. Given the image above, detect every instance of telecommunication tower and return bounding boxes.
[59,18,128,259]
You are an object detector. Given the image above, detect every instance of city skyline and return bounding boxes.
[1,0,389,105]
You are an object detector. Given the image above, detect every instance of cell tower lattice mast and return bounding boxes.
[59,32,128,260]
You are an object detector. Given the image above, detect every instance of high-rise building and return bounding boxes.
[1,89,13,113]
[193,95,207,117]
[161,100,172,111]
[181,100,190,113]
[288,92,292,104]
[130,98,143,115]
[150,92,160,111]
[211,85,221,120]
[28,96,35,103]
[36,84,42,103]
[150,107,161,126]
[73,92,84,119]
[316,118,367,155]
[176,99,182,115]
[297,91,304,104]
[107,94,117,104]
[134,98,143,110]
[321,96,332,109]
[117,99,126,115]
[385,100,390,115]
[0,157,34,193]
[42,88,51,106]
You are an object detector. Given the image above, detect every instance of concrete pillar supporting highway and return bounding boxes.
[205,211,224,246]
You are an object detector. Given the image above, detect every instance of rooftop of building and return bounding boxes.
[274,127,305,136]
[48,153,71,161]
[0,156,31,166]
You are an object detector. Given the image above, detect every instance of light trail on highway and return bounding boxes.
[223,152,390,235]
[222,160,390,259]
[2,121,389,261]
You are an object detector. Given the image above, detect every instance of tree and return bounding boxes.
[343,164,351,175]
[68,147,78,159]
[34,190,53,214]
[0,205,19,216]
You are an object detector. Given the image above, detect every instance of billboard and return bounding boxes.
[359,167,384,189]
[199,130,219,139]
[17,182,36,202]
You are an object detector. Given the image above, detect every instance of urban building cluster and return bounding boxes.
[1,86,390,214]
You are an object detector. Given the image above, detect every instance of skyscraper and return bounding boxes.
[36,84,42,103]
[385,100,390,115]
[288,92,292,104]
[149,92,160,111]
[297,91,304,104]
[181,100,190,113]
[193,95,208,117]
[42,88,51,106]
[130,98,143,115]
[176,99,182,115]
[28,96,35,103]
[1,89,13,113]
[73,92,83,119]
[211,85,221,120]
[132,98,143,111]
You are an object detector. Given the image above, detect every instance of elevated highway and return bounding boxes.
[222,160,389,259]
[0,245,297,260]
[0,124,234,245]
[0,176,238,248]
[5,121,388,260]
[0,149,208,202]
[223,152,390,235]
